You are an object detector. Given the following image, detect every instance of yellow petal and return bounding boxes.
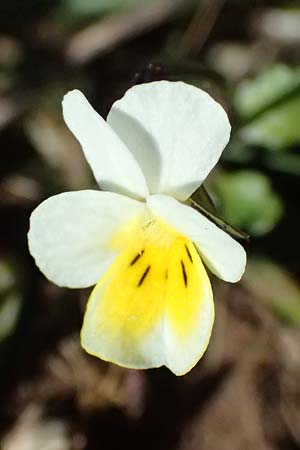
[81,218,214,375]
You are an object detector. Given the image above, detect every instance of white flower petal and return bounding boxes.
[81,235,214,375]
[28,190,145,288]
[147,195,246,283]
[107,81,231,201]
[62,90,149,199]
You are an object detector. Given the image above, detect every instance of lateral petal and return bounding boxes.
[147,194,246,283]
[62,90,149,199]
[28,190,145,288]
[107,81,230,200]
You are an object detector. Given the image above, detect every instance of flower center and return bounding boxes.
[98,213,208,338]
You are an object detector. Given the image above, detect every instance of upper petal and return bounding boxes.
[62,90,149,200]
[147,195,246,283]
[107,81,231,201]
[28,190,145,288]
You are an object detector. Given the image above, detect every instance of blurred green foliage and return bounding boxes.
[212,170,283,236]
[239,97,300,151]
[244,258,300,325]
[61,0,148,19]
[234,64,300,120]
[0,260,21,342]
[235,64,300,154]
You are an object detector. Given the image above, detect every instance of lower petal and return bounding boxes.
[81,219,214,375]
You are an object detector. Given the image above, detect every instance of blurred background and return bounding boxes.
[1,0,300,449]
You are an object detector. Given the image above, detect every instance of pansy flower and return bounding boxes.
[28,81,246,375]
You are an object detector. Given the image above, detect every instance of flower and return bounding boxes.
[28,81,246,376]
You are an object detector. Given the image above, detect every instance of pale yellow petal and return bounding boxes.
[81,217,214,375]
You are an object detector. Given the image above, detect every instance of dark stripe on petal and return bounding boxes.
[138,266,151,287]
[130,250,144,266]
[181,260,188,287]
[185,244,193,263]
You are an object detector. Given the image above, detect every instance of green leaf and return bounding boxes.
[233,64,300,151]
[212,170,283,236]
[239,96,300,151]
[234,64,300,120]
[244,259,300,325]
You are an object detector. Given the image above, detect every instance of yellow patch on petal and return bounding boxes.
[165,241,209,337]
[81,216,212,368]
